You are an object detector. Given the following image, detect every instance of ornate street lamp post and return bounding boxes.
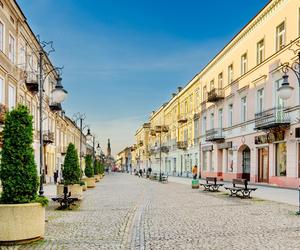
[38,52,68,196]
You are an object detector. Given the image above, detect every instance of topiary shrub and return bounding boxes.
[84,155,94,177]
[99,163,105,175]
[62,143,81,185]
[94,160,100,175]
[0,105,39,204]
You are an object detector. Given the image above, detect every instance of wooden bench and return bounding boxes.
[224,179,257,198]
[200,177,223,192]
[52,186,79,209]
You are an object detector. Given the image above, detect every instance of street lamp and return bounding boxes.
[38,53,68,197]
[86,128,98,164]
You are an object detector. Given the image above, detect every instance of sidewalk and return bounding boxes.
[169,176,300,207]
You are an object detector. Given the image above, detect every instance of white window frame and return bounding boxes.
[218,72,223,89]
[210,112,214,129]
[276,21,285,51]
[8,33,16,63]
[0,20,4,52]
[241,53,247,75]
[0,76,4,104]
[257,39,265,65]
[8,83,16,110]
[256,88,264,113]
[228,104,233,127]
[228,64,233,84]
[241,97,247,123]
[218,109,223,129]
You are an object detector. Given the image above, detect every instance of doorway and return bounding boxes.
[241,146,250,181]
[258,147,269,183]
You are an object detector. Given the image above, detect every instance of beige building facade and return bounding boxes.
[133,0,300,188]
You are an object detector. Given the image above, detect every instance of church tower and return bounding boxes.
[107,138,111,157]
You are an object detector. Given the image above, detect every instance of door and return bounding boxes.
[258,147,269,183]
[242,147,250,181]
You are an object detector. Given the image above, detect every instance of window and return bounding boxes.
[218,73,223,89]
[241,97,247,122]
[228,104,233,127]
[19,42,26,69]
[228,64,233,84]
[275,142,287,176]
[218,109,223,129]
[0,77,3,104]
[257,39,265,65]
[210,113,214,129]
[241,53,247,75]
[203,151,208,171]
[202,116,207,134]
[275,79,284,108]
[257,88,264,113]
[0,21,3,52]
[194,118,199,140]
[210,80,214,91]
[8,84,16,110]
[203,85,207,101]
[276,22,285,51]
[8,34,15,63]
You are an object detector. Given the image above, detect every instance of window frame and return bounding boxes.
[241,96,247,123]
[241,53,247,75]
[257,39,265,65]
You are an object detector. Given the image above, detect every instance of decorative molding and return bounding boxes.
[252,75,267,88]
[237,85,249,95]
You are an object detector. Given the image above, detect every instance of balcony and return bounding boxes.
[43,131,54,144]
[60,146,68,155]
[49,103,62,112]
[254,107,290,130]
[207,88,224,102]
[25,79,39,94]
[160,145,169,153]
[177,141,188,150]
[205,128,224,142]
[178,114,187,124]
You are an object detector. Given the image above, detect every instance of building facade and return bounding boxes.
[0,0,87,183]
[131,0,300,188]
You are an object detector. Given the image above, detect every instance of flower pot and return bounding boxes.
[0,203,45,244]
[83,177,96,188]
[95,175,100,182]
[56,184,83,200]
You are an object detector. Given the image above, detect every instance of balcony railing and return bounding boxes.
[25,79,39,94]
[177,141,188,150]
[207,88,224,102]
[178,114,187,124]
[60,146,68,155]
[49,103,62,112]
[43,131,54,144]
[205,128,224,142]
[254,107,290,130]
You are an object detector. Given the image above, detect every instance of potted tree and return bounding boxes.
[94,160,100,182]
[57,143,83,200]
[83,155,95,188]
[99,163,105,179]
[0,105,48,244]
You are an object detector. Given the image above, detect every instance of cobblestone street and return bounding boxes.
[4,173,300,250]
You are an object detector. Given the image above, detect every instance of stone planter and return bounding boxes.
[0,203,45,244]
[57,184,83,200]
[95,175,100,182]
[82,181,87,191]
[83,177,96,188]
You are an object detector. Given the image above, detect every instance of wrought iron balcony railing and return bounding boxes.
[205,128,224,142]
[177,141,188,150]
[49,103,62,112]
[254,107,290,130]
[178,114,187,124]
[207,88,224,102]
[43,131,55,144]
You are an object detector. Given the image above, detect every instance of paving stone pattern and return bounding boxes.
[2,173,300,250]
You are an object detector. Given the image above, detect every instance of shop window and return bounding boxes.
[275,142,287,176]
[203,151,208,171]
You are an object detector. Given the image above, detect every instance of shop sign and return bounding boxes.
[217,141,232,149]
[255,131,284,144]
[202,145,213,152]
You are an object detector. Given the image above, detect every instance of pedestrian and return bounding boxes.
[54,170,58,184]
[139,169,143,178]
[192,165,198,180]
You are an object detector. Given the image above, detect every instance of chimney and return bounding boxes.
[172,93,176,98]
[177,86,182,93]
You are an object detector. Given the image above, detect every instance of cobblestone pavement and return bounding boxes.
[2,173,300,250]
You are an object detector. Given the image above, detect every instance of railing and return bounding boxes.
[205,128,224,141]
[207,88,224,102]
[177,141,188,150]
[254,107,290,130]
[43,131,55,144]
[60,146,68,155]
[178,114,187,123]
[49,103,62,112]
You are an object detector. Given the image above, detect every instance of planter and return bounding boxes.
[57,184,83,200]
[82,181,87,191]
[83,177,96,188]
[191,179,199,189]
[95,175,100,182]
[0,203,45,244]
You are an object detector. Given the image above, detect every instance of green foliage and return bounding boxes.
[62,143,81,185]
[99,163,105,175]
[0,105,39,204]
[84,155,94,177]
[33,196,49,206]
[94,160,100,175]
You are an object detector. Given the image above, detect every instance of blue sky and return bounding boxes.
[18,0,269,155]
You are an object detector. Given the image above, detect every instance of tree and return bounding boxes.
[62,143,81,184]
[84,155,94,177]
[94,160,100,175]
[0,105,39,204]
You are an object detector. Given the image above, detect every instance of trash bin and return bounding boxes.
[192,179,199,189]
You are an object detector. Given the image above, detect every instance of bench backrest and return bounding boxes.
[206,177,217,184]
[232,178,248,188]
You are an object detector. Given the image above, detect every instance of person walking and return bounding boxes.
[192,165,198,180]
[139,169,143,178]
